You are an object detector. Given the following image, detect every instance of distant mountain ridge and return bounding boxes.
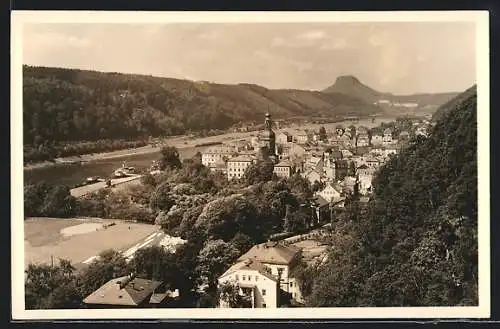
[322,75,460,111]
[22,66,383,145]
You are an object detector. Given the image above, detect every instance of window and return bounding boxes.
[255,276,259,281]
[262,303,267,308]
[235,275,239,280]
[248,275,252,281]
[290,282,293,287]
[262,289,266,296]
[242,275,246,281]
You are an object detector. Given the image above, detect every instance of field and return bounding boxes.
[24,217,160,269]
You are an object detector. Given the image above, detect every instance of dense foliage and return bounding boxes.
[304,87,478,306]
[24,182,76,218]
[23,66,382,163]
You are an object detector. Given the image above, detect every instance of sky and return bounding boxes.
[22,22,476,94]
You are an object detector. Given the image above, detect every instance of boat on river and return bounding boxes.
[113,162,137,178]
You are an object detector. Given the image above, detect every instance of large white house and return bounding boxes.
[316,182,343,203]
[227,155,255,180]
[201,145,235,167]
[273,160,293,179]
[218,241,304,308]
[218,259,279,308]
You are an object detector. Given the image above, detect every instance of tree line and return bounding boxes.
[299,89,478,306]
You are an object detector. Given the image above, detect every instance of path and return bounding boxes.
[70,174,142,198]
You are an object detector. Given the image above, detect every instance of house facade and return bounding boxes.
[227,155,255,180]
[218,259,279,308]
[273,161,293,179]
[276,131,293,145]
[201,145,235,167]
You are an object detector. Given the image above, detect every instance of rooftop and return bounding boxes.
[83,275,162,306]
[221,258,277,282]
[227,155,255,162]
[237,241,301,265]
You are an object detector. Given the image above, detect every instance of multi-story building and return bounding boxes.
[218,241,303,307]
[316,182,343,203]
[218,259,280,308]
[227,155,255,180]
[295,131,311,145]
[273,160,293,179]
[201,145,235,167]
[276,131,293,145]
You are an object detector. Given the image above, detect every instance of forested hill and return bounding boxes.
[23,66,382,145]
[306,86,478,306]
[432,84,477,122]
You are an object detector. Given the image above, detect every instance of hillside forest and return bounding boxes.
[24,86,478,308]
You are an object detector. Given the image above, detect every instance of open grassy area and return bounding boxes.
[24,217,159,269]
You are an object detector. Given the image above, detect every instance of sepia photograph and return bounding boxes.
[11,11,490,320]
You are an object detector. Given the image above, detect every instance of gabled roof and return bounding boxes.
[220,259,277,282]
[314,195,329,207]
[237,241,301,265]
[278,131,291,136]
[357,164,369,169]
[83,276,162,306]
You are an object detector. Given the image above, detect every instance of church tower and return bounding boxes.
[258,112,277,162]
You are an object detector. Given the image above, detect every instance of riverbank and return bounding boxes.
[23,130,258,171]
[23,115,395,172]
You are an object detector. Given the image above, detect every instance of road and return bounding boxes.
[70,174,143,198]
[79,230,187,267]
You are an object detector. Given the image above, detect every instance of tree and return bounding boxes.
[217,281,252,308]
[243,159,275,185]
[196,240,240,292]
[159,146,182,170]
[149,181,175,212]
[39,185,76,218]
[229,233,255,254]
[286,173,313,204]
[25,259,80,309]
[155,205,184,234]
[24,182,49,217]
[318,126,327,142]
[76,249,130,298]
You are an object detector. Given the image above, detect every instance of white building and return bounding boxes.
[302,169,322,185]
[371,134,384,146]
[276,131,292,145]
[316,182,343,203]
[383,128,393,143]
[273,160,293,179]
[295,131,310,145]
[227,155,255,180]
[218,259,279,308]
[201,145,235,167]
[233,242,303,304]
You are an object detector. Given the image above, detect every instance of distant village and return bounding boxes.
[202,112,433,220]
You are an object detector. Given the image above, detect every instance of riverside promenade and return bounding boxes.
[70,174,143,198]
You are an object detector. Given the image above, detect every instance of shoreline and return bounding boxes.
[23,116,395,172]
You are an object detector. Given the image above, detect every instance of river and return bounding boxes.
[24,146,206,187]
[23,115,396,187]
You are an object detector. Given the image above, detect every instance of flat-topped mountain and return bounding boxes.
[323,75,460,112]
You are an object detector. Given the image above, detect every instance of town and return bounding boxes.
[19,18,479,313]
[24,111,436,309]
